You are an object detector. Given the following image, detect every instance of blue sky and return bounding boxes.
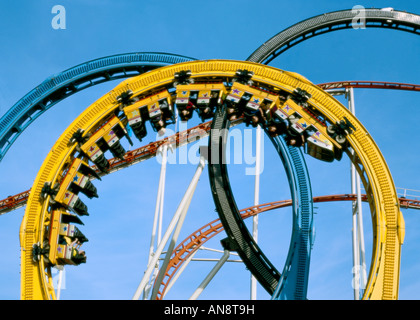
[0,0,419,300]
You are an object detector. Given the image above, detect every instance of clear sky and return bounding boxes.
[0,0,419,300]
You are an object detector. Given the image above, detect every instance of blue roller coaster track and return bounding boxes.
[0,52,196,162]
[269,134,314,300]
[208,101,313,299]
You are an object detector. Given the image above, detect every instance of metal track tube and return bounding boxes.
[143,145,169,298]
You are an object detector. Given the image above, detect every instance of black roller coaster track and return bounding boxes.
[247,8,420,64]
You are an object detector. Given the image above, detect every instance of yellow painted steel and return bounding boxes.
[20,60,403,299]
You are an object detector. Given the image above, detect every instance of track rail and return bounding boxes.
[0,52,196,162]
[247,8,420,64]
[268,134,313,299]
[3,184,418,217]
[318,81,420,92]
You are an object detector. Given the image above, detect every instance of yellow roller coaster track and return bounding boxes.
[20,60,404,300]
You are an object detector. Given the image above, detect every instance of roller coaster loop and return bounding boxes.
[19,60,404,300]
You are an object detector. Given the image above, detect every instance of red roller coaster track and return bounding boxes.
[318,81,420,92]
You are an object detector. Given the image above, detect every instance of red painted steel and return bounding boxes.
[318,81,420,92]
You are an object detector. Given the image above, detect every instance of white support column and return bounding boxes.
[158,144,169,243]
[189,250,231,300]
[143,144,169,299]
[356,168,367,291]
[351,193,360,299]
[148,144,168,259]
[347,87,366,299]
[133,152,206,300]
[251,125,261,300]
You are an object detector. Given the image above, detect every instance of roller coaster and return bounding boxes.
[1,7,419,300]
